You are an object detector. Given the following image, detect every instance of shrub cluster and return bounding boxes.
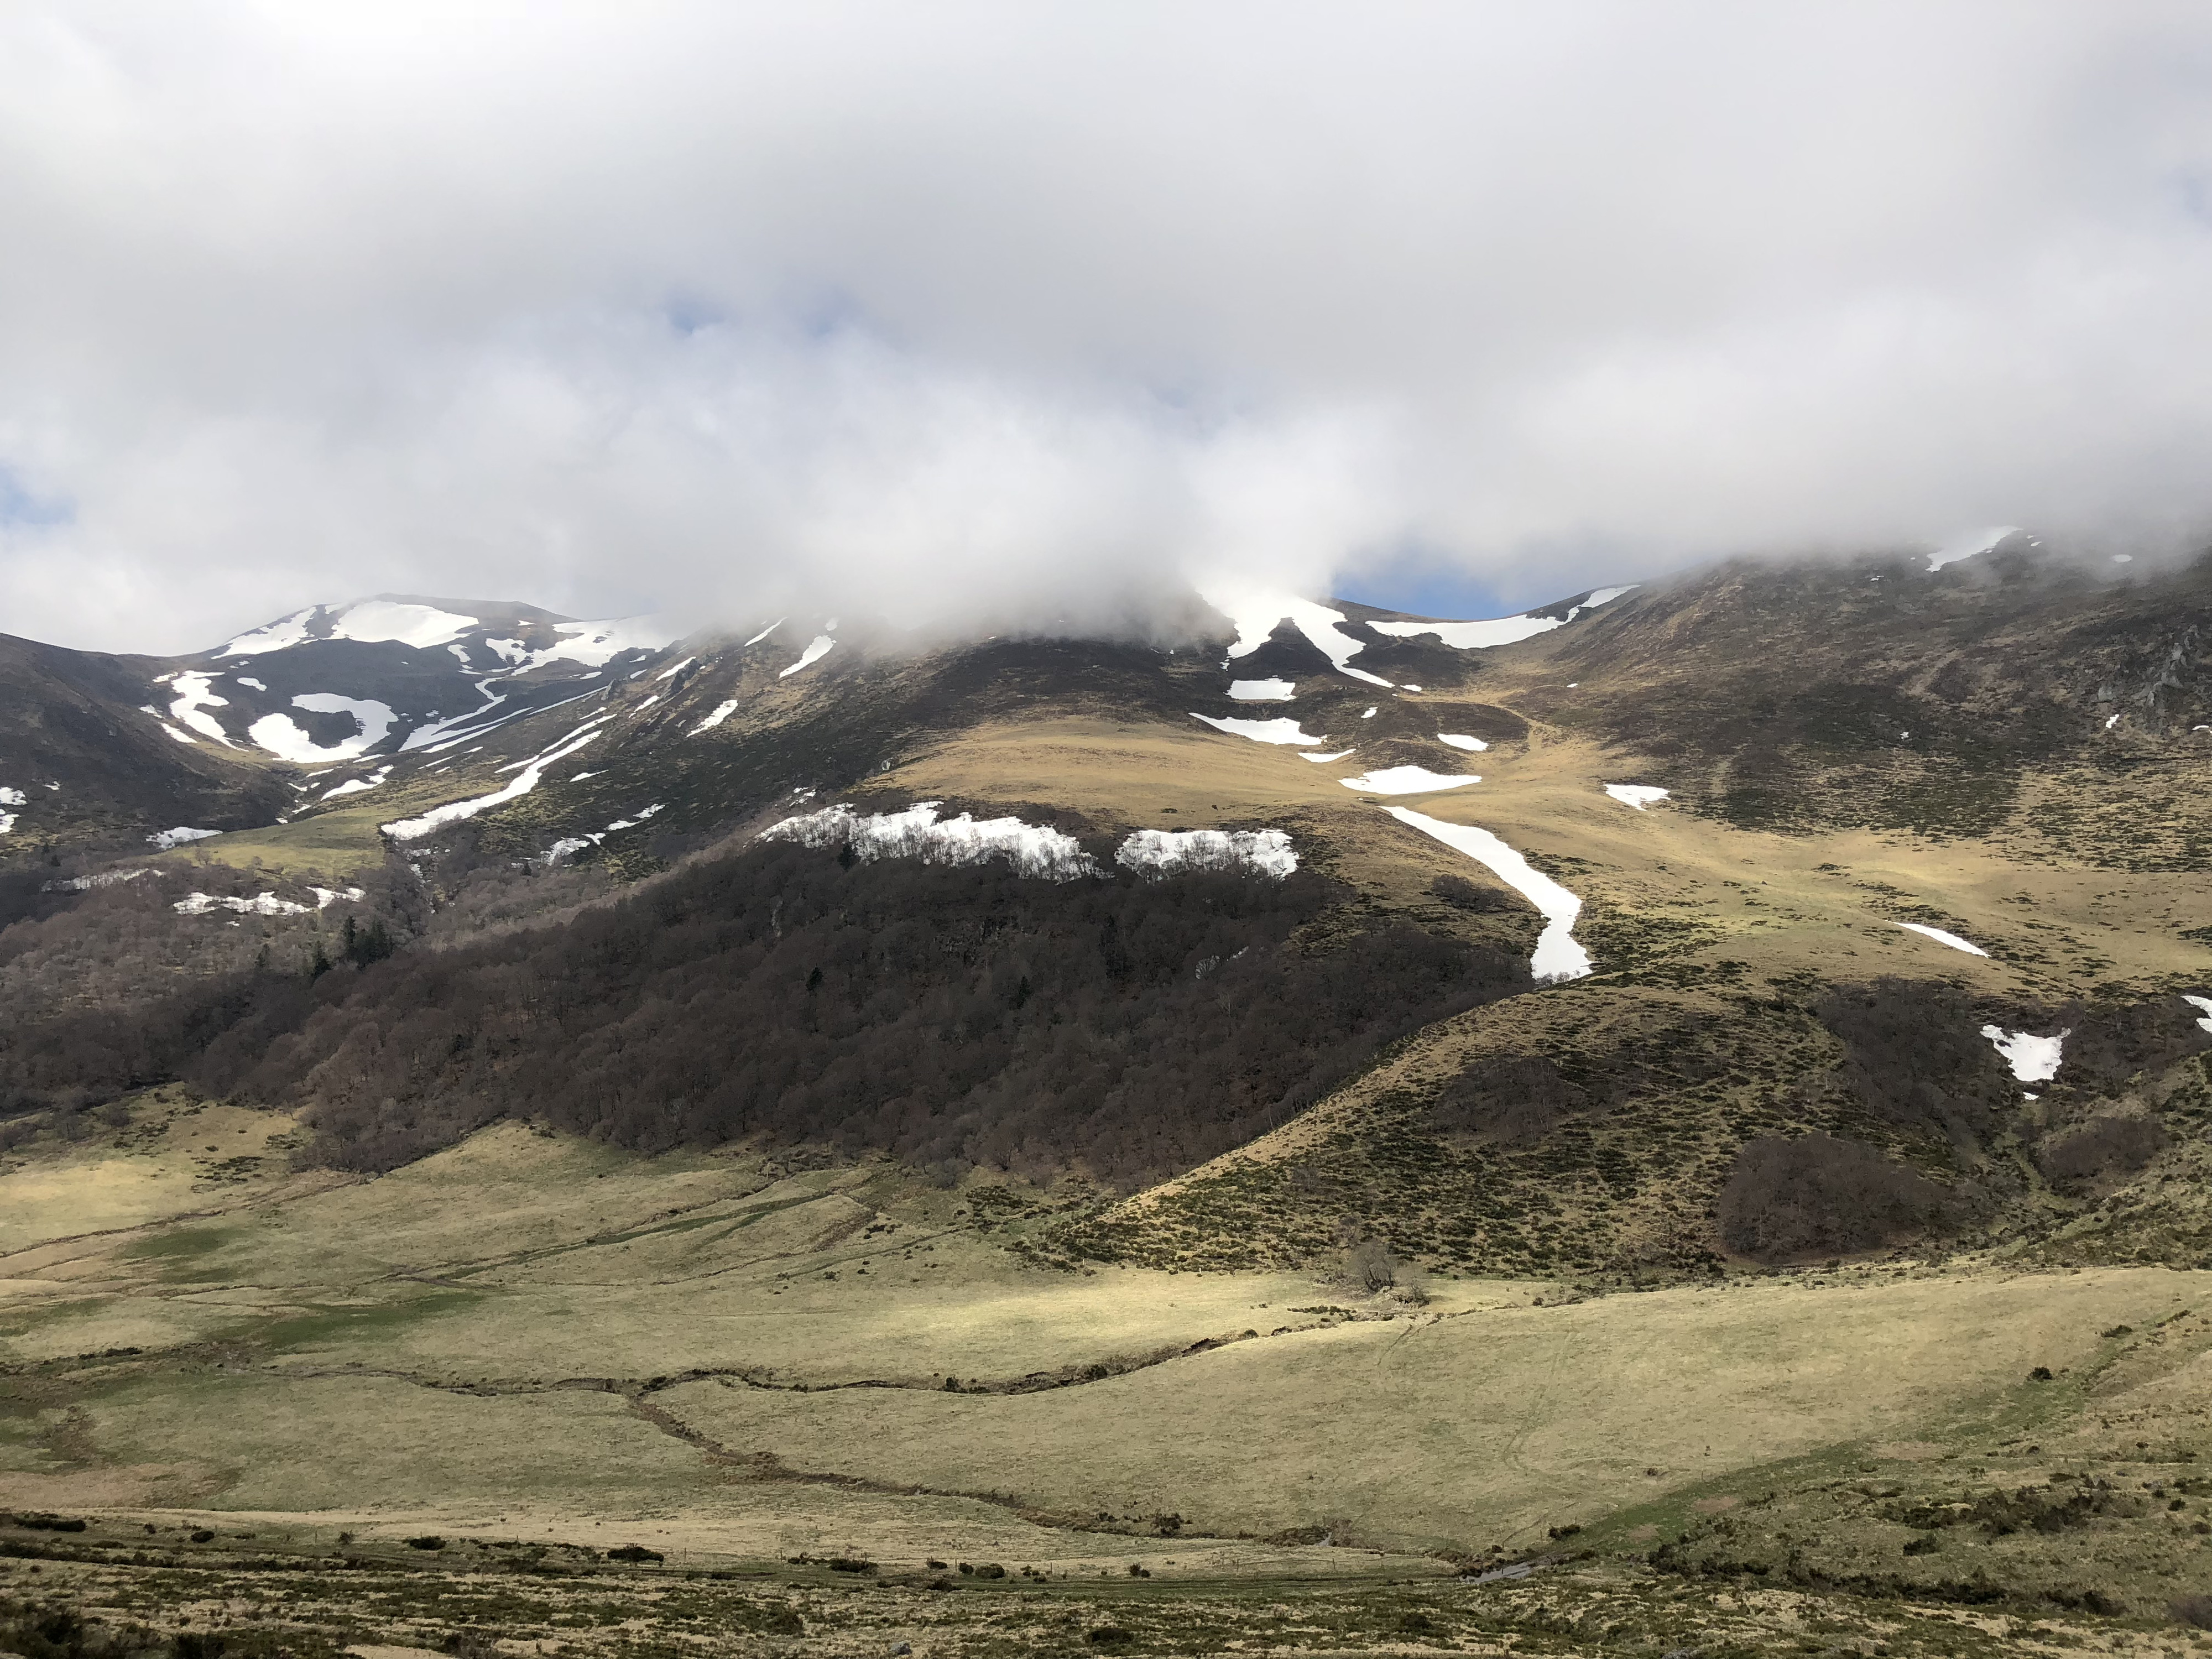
[1718,1132,1956,1261]
[187,843,1525,1183]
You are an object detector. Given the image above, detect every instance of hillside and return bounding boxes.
[6,540,2212,1652]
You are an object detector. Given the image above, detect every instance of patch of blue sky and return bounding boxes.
[0,466,71,529]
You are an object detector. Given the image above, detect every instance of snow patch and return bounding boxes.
[1927,526,2021,572]
[330,599,479,649]
[527,616,676,670]
[234,676,267,691]
[1980,1025,2069,1083]
[0,786,24,806]
[216,607,319,656]
[1437,734,1488,752]
[1604,784,1670,810]
[1117,828,1297,879]
[761,801,1099,881]
[1367,586,1636,651]
[0,812,13,834]
[1301,749,1355,762]
[692,698,740,734]
[147,826,221,849]
[174,890,309,917]
[1338,766,1479,795]
[249,695,397,763]
[1366,613,1561,650]
[381,724,606,842]
[1385,806,1591,983]
[655,656,696,681]
[322,765,393,800]
[1228,679,1297,701]
[1197,585,1394,687]
[1895,921,1989,957]
[601,804,666,833]
[1190,713,1327,745]
[744,618,784,647]
[309,885,366,909]
[48,868,152,891]
[166,672,236,746]
[2183,995,2212,1034]
[778,635,836,677]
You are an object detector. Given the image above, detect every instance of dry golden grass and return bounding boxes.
[655,1265,2197,1554]
[3,1108,2201,1582]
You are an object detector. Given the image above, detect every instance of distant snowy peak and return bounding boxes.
[166,595,681,766]
[213,595,675,670]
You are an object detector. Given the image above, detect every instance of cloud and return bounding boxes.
[3,2,2211,650]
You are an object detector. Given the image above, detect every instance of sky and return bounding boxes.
[4,3,2212,654]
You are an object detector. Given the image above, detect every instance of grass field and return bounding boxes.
[5,1100,2211,1654]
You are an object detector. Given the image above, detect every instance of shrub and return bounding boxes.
[2038,1115,2168,1190]
[1423,1053,1583,1143]
[1815,979,2017,1144]
[1718,1133,1956,1262]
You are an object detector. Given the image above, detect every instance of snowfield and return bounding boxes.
[528,617,676,669]
[163,671,236,746]
[1116,828,1297,879]
[1190,713,1328,745]
[1366,586,1635,650]
[322,765,393,800]
[1384,806,1592,982]
[382,719,609,841]
[330,600,479,649]
[1228,679,1297,701]
[761,802,1099,881]
[216,607,318,656]
[1338,765,1479,794]
[778,635,837,677]
[250,695,398,763]
[1198,585,1394,687]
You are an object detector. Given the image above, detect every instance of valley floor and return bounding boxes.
[4,1099,2212,1655]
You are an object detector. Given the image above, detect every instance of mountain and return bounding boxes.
[7,538,2212,1648]
[0,594,676,865]
[7,536,2210,1261]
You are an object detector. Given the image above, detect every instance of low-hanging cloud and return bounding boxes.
[4,2,2211,652]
